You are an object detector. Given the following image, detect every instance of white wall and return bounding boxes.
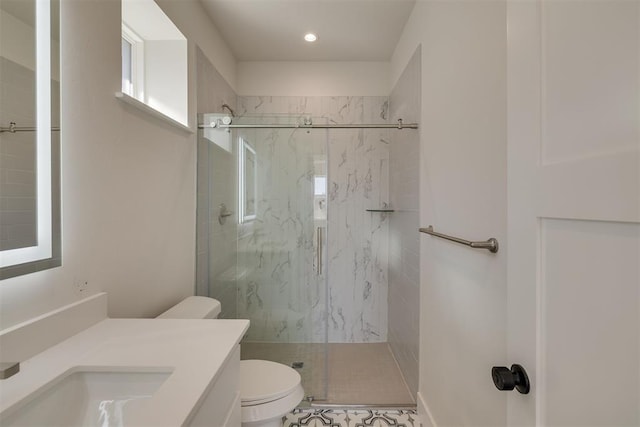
[0,0,235,330]
[392,1,508,425]
[156,0,237,92]
[237,61,389,96]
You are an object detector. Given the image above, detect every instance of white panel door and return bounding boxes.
[507,1,640,425]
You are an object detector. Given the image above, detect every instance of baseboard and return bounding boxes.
[417,392,437,427]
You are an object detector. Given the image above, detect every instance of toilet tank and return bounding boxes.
[157,296,221,319]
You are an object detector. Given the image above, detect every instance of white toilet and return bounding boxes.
[157,296,304,427]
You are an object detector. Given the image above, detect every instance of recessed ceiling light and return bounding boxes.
[304,33,317,42]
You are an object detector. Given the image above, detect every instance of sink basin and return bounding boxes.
[0,370,171,426]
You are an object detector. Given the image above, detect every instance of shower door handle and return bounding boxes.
[316,227,323,276]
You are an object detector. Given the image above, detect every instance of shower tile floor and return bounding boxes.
[284,409,419,427]
[240,342,415,406]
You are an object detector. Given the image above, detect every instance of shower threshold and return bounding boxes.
[300,396,416,410]
[306,402,417,410]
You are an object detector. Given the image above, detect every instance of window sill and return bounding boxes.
[115,92,193,133]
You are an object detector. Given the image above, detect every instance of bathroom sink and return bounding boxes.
[0,370,170,426]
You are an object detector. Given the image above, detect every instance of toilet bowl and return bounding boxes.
[158,296,303,427]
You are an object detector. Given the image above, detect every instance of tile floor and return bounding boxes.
[241,342,415,405]
[324,344,415,405]
[284,409,420,427]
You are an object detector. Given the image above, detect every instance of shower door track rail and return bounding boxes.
[307,402,417,409]
[198,119,418,130]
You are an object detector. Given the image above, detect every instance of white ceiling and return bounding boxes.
[199,0,416,62]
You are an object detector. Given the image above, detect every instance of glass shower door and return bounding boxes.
[233,115,328,402]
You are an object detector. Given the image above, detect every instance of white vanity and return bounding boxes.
[0,293,249,426]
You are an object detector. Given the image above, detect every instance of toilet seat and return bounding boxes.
[241,385,304,426]
[240,360,304,426]
[240,359,301,405]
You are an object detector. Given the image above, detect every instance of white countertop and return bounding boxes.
[0,318,249,426]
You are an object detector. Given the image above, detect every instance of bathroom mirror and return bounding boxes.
[239,138,256,223]
[0,0,61,280]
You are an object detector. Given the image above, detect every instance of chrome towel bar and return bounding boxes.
[419,225,499,253]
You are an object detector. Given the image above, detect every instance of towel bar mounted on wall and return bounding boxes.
[419,225,499,253]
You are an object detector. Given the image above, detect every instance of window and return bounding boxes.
[120,0,187,126]
[121,24,143,99]
[121,37,132,94]
[314,176,327,196]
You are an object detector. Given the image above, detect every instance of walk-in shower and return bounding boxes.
[196,108,419,406]
[197,112,330,402]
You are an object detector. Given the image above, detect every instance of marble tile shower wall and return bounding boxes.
[234,123,326,342]
[388,48,421,397]
[236,96,390,343]
[195,48,238,319]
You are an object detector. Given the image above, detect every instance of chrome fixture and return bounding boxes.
[221,103,236,117]
[419,225,499,253]
[316,227,323,276]
[202,116,233,131]
[218,203,234,225]
[198,118,418,130]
